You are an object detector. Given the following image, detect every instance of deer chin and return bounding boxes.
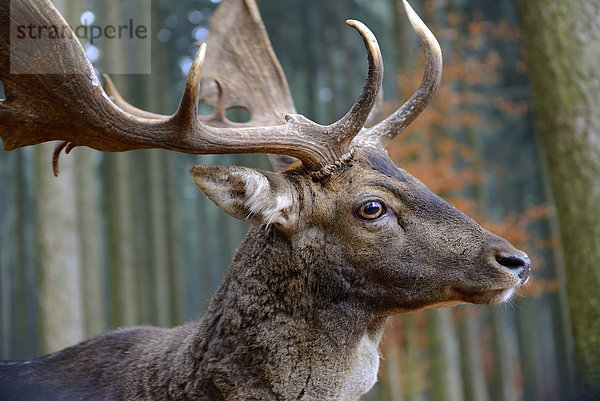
[451,286,517,305]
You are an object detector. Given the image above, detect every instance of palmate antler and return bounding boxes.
[0,0,441,178]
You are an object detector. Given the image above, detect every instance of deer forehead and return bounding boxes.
[300,148,415,207]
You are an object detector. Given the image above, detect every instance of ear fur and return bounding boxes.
[189,165,297,228]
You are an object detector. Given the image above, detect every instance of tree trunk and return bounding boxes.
[489,307,519,401]
[518,0,600,396]
[426,309,464,401]
[99,1,139,328]
[0,145,14,357]
[457,308,489,401]
[33,0,85,355]
[402,314,423,401]
[35,143,84,353]
[74,148,104,338]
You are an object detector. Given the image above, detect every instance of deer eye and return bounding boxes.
[356,200,386,220]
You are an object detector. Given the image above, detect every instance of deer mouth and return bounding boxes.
[452,250,531,305]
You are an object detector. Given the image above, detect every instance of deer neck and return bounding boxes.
[189,224,387,400]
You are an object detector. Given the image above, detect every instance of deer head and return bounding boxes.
[0,0,530,313]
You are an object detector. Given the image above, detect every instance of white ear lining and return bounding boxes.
[241,170,294,225]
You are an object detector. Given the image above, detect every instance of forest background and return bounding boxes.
[1,0,598,400]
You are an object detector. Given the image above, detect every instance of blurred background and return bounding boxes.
[1,0,597,400]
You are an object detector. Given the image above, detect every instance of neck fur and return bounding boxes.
[186,225,387,400]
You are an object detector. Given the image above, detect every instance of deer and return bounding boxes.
[0,0,531,399]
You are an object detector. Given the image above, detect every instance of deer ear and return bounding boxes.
[190,165,297,228]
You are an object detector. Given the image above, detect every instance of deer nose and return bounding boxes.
[495,252,530,276]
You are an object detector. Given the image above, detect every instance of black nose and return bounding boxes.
[495,252,531,275]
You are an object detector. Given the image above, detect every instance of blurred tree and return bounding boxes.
[518,0,600,398]
[98,1,140,328]
[0,0,577,399]
[34,0,86,355]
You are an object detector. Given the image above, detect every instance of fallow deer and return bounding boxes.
[0,0,531,399]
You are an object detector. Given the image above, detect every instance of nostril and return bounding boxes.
[495,252,531,272]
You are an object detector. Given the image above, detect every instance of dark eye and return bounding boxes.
[357,200,386,220]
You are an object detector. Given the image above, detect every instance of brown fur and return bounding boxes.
[0,147,530,400]
[1,0,530,398]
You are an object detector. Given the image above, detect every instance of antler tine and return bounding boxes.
[324,20,384,151]
[359,0,442,148]
[172,43,206,128]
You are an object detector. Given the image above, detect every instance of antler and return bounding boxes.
[355,0,442,148]
[1,0,440,176]
[0,0,382,176]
